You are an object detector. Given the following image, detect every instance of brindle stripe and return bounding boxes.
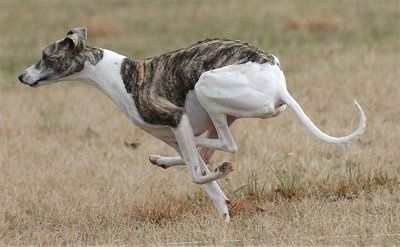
[37,38,103,80]
[121,38,276,127]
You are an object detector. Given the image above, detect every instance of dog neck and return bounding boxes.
[74,49,147,126]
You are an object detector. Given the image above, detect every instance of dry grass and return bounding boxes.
[1,0,400,245]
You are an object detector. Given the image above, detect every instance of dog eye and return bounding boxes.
[42,51,49,59]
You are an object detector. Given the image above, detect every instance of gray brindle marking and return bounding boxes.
[121,38,276,127]
[19,27,366,221]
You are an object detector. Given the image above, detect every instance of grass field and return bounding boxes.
[1,0,399,245]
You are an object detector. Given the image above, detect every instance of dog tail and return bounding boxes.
[279,90,366,144]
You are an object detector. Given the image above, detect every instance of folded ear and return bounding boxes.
[67,27,87,41]
[63,27,88,54]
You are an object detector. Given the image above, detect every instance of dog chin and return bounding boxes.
[26,79,47,87]
[29,77,55,87]
[29,82,41,87]
[27,79,43,87]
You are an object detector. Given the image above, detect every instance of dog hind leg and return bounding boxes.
[195,113,238,153]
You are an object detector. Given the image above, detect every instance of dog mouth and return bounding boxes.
[28,80,40,87]
[30,75,58,87]
[26,77,49,87]
[22,79,42,88]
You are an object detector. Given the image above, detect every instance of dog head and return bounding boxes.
[18,27,102,87]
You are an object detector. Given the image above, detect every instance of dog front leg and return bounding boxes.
[149,126,219,169]
[194,151,231,221]
[149,155,185,169]
[172,114,233,184]
[172,114,232,221]
[199,166,231,222]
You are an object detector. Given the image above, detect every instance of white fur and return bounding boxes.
[195,62,366,145]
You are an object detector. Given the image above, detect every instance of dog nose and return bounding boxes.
[18,73,25,83]
[18,74,24,82]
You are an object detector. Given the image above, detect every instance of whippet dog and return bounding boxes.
[18,27,366,221]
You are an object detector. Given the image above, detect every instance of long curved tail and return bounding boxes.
[280,90,366,144]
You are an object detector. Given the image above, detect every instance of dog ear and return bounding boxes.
[67,27,87,41]
[62,27,88,54]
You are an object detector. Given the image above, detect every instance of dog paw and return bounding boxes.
[148,155,167,169]
[222,213,231,223]
[215,161,234,175]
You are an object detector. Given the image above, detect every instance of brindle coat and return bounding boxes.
[121,38,277,127]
